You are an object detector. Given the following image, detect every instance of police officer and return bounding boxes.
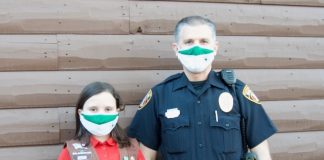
[128,16,277,160]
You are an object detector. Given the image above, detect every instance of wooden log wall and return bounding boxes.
[0,0,323,159]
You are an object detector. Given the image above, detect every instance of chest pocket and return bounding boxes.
[210,114,241,153]
[161,116,190,154]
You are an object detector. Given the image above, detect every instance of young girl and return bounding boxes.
[58,82,144,160]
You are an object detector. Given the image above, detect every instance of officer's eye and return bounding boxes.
[184,39,194,45]
[200,39,209,45]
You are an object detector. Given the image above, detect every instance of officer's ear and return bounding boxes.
[172,43,178,55]
[214,41,219,56]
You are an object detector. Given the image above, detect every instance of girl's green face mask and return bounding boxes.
[178,45,214,56]
[81,113,118,125]
[80,112,119,136]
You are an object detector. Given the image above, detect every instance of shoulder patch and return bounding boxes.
[242,85,261,104]
[139,89,152,110]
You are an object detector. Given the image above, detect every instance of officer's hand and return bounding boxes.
[251,140,272,160]
[139,143,157,160]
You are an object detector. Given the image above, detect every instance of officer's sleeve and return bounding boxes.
[127,88,160,151]
[235,81,277,148]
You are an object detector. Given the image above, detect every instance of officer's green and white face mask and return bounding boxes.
[177,45,215,73]
[80,111,119,136]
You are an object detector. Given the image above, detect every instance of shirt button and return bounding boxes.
[199,144,204,148]
[197,121,202,125]
[197,100,201,104]
[226,123,230,127]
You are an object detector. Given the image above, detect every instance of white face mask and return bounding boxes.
[177,45,215,73]
[79,111,119,137]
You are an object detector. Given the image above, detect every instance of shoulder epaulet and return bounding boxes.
[139,73,182,110]
[235,79,245,87]
[228,76,260,105]
[157,73,182,86]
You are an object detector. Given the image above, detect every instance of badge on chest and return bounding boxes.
[218,92,234,113]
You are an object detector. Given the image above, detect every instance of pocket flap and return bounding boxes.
[163,116,190,131]
[210,115,240,130]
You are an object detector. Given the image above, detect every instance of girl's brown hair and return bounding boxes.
[74,81,130,148]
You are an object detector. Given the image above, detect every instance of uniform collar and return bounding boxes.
[208,71,227,90]
[172,71,227,91]
[90,136,117,147]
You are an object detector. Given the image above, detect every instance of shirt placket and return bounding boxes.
[196,94,206,160]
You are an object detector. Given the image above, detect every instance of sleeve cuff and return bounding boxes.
[249,126,277,148]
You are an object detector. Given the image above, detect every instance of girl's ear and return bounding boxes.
[78,109,82,114]
[116,106,122,112]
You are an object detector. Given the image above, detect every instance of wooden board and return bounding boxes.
[0,108,59,147]
[2,35,324,71]
[270,131,324,160]
[235,69,324,101]
[139,0,324,7]
[0,145,61,160]
[0,71,165,108]
[0,70,324,109]
[51,69,324,103]
[0,0,129,34]
[58,107,75,143]
[146,0,260,3]
[57,34,179,70]
[58,35,324,70]
[130,1,324,36]
[262,0,324,7]
[0,35,58,71]
[263,100,324,133]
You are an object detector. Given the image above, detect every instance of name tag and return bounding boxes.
[165,108,180,118]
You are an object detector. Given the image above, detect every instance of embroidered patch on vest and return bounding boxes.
[71,149,92,160]
[122,156,135,160]
[242,85,261,104]
[72,143,83,149]
[138,89,152,110]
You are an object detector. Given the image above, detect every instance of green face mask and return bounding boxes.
[81,113,119,125]
[178,45,213,56]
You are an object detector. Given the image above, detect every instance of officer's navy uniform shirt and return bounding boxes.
[128,71,277,160]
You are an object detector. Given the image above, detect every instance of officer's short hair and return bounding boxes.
[174,16,217,43]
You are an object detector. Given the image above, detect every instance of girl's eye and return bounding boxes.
[105,107,112,112]
[89,107,97,112]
